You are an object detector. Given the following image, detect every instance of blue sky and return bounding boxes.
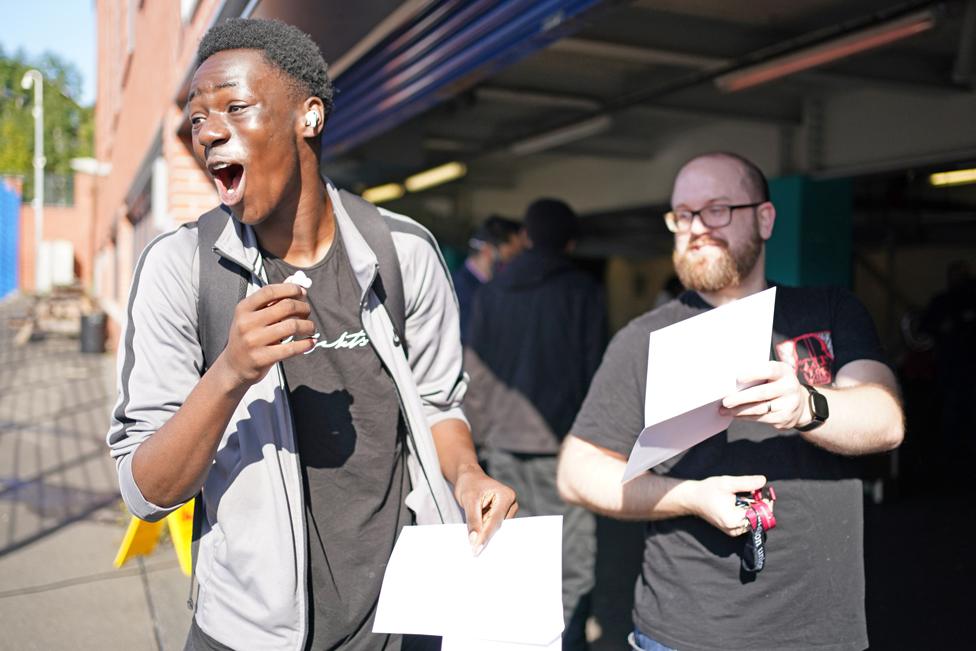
[0,1,97,106]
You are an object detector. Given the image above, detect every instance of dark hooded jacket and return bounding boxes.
[465,249,607,454]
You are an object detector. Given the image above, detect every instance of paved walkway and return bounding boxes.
[0,295,191,650]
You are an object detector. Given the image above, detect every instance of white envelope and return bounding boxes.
[373,516,564,647]
[623,287,776,482]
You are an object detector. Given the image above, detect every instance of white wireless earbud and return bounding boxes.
[304,110,320,128]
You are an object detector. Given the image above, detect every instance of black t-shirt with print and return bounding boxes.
[572,285,887,651]
[263,226,410,651]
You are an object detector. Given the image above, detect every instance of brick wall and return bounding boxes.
[165,106,217,226]
[18,172,96,292]
[93,0,222,334]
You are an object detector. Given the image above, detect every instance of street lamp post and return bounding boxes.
[21,69,45,293]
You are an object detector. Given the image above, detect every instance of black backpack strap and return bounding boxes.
[187,206,248,610]
[186,195,406,608]
[338,189,407,347]
[187,492,204,610]
[196,206,249,372]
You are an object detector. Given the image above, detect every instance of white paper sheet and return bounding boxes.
[622,287,776,482]
[373,516,564,648]
[441,635,562,651]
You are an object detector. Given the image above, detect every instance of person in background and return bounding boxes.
[465,199,607,650]
[918,259,976,459]
[453,215,524,342]
[558,152,904,651]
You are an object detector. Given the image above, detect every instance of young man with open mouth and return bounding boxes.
[107,18,516,651]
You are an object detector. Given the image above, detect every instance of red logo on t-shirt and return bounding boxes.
[775,331,834,385]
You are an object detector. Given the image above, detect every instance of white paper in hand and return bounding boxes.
[279,270,316,344]
[622,287,776,482]
[282,269,312,289]
[441,635,562,650]
[373,516,564,648]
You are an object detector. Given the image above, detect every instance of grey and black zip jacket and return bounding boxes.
[106,182,466,650]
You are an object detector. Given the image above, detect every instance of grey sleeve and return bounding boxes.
[388,214,468,427]
[571,321,648,457]
[106,227,203,521]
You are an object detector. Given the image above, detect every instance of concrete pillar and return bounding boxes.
[766,175,853,288]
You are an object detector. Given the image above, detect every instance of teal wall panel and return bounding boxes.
[767,175,853,288]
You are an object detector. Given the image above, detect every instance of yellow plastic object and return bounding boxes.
[167,500,195,576]
[114,500,195,576]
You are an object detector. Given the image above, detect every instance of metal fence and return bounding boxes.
[0,174,75,207]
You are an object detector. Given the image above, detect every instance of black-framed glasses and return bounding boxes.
[664,202,764,233]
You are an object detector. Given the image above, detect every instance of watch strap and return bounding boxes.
[796,383,828,432]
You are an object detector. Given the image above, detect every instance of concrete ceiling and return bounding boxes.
[249,0,976,251]
[309,0,972,190]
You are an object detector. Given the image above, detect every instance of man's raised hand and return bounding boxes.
[215,283,316,388]
[720,361,809,430]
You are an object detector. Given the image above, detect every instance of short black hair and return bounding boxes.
[468,216,521,254]
[484,216,522,243]
[197,18,334,122]
[524,198,579,252]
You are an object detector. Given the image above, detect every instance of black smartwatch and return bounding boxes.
[796,383,829,431]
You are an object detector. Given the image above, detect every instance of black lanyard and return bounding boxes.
[737,487,776,573]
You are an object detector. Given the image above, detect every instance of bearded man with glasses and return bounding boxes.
[557,152,904,651]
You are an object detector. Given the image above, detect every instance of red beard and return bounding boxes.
[673,229,761,293]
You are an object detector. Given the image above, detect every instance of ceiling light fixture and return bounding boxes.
[362,183,405,204]
[715,10,937,93]
[404,162,468,192]
[929,168,976,187]
[509,115,613,156]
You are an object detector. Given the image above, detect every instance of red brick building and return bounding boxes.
[92,0,223,345]
[17,170,98,294]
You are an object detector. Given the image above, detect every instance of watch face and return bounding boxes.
[811,390,829,420]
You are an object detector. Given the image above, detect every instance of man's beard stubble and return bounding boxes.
[673,224,762,293]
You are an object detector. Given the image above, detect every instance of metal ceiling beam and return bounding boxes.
[471,82,802,126]
[628,102,803,126]
[475,86,602,111]
[423,137,478,152]
[549,27,964,94]
[549,37,728,70]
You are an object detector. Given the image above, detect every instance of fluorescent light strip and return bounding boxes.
[404,162,467,192]
[362,183,405,204]
[716,10,936,93]
[929,168,976,187]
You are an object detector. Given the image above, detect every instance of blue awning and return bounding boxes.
[322,0,610,158]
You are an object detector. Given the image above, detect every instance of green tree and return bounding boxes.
[0,47,93,204]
